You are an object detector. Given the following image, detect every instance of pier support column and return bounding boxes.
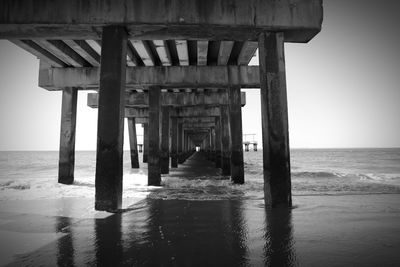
[220,105,231,175]
[58,87,78,184]
[210,127,215,162]
[215,116,222,168]
[160,106,170,174]
[229,85,245,184]
[148,86,161,185]
[178,123,184,164]
[171,117,178,168]
[143,123,148,163]
[258,32,292,207]
[95,25,127,211]
[127,118,139,168]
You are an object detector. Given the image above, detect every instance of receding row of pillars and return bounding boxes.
[57,25,292,211]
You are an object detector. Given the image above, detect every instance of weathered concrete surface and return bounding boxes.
[126,106,222,118]
[95,26,127,212]
[214,116,222,168]
[133,117,215,125]
[259,32,292,207]
[0,0,323,42]
[220,106,231,176]
[171,117,178,168]
[58,87,77,184]
[143,123,148,163]
[178,123,184,164]
[127,117,140,168]
[148,86,161,185]
[229,86,244,184]
[40,66,260,91]
[160,106,170,174]
[87,91,246,107]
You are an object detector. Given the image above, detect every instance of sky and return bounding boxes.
[0,0,399,151]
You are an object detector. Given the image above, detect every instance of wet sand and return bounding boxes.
[0,194,399,266]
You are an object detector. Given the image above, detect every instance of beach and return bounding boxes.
[0,150,400,266]
[0,194,399,266]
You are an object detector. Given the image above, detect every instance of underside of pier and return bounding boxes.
[0,0,323,211]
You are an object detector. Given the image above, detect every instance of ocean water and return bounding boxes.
[0,149,399,202]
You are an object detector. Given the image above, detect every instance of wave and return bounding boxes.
[292,171,400,181]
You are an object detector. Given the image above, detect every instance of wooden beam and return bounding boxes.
[130,40,154,66]
[237,41,258,65]
[176,40,189,66]
[39,65,260,90]
[153,40,171,66]
[218,41,234,65]
[0,0,323,42]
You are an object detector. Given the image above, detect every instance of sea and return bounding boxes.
[0,148,399,203]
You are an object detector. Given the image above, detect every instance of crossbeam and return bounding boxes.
[87,91,246,107]
[39,65,260,90]
[134,117,215,124]
[124,107,221,118]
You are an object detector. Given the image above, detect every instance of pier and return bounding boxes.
[0,0,323,211]
[243,134,258,152]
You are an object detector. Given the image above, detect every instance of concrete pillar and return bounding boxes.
[95,25,127,211]
[148,86,161,186]
[160,106,170,174]
[229,85,245,184]
[58,87,78,184]
[138,144,143,153]
[220,105,231,175]
[215,116,222,168]
[171,117,178,168]
[178,123,184,164]
[244,143,249,152]
[253,143,258,151]
[143,123,148,163]
[210,127,215,162]
[127,117,139,168]
[258,32,292,207]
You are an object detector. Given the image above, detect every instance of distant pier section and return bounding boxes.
[243,134,258,152]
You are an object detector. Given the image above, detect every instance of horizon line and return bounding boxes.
[1,147,400,152]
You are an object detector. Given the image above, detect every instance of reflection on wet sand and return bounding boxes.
[56,216,74,267]
[7,199,297,266]
[264,207,297,266]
